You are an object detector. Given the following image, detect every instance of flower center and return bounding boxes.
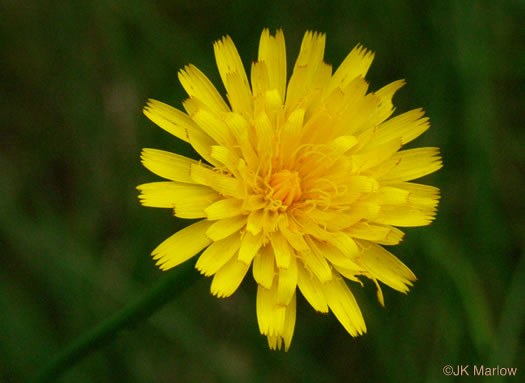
[269,169,302,206]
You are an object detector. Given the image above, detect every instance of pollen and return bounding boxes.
[269,169,303,206]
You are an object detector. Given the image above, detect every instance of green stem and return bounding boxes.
[34,262,200,382]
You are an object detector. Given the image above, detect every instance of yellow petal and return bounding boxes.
[353,121,377,150]
[336,93,378,137]
[210,145,240,175]
[279,108,305,167]
[256,278,284,337]
[326,135,358,154]
[309,210,358,235]
[175,98,224,168]
[137,181,211,207]
[345,175,380,193]
[308,62,332,97]
[279,225,310,252]
[242,194,265,213]
[246,209,264,235]
[225,71,254,116]
[140,149,199,183]
[137,182,220,218]
[205,198,244,220]
[267,292,296,351]
[195,233,241,276]
[346,202,381,225]
[347,222,405,245]
[258,28,287,101]
[224,113,259,168]
[323,273,367,336]
[376,226,405,246]
[190,163,244,198]
[282,292,297,351]
[316,240,361,270]
[262,208,281,233]
[143,99,193,142]
[178,64,230,113]
[277,256,298,306]
[330,232,360,258]
[291,30,326,71]
[369,79,406,126]
[302,237,333,283]
[238,232,264,264]
[254,112,274,161]
[333,265,364,287]
[358,241,416,293]
[371,277,385,307]
[206,215,247,241]
[173,203,219,219]
[376,147,443,182]
[323,44,374,99]
[210,256,250,298]
[293,215,331,240]
[373,184,439,225]
[213,35,252,115]
[267,334,282,350]
[264,87,284,117]
[375,204,437,227]
[253,245,275,289]
[372,186,411,205]
[191,108,236,148]
[299,109,333,145]
[270,231,292,269]
[324,76,369,118]
[389,181,441,210]
[287,64,330,122]
[152,220,213,271]
[251,61,270,99]
[371,108,430,148]
[286,30,326,110]
[352,138,402,172]
[296,260,328,313]
[391,181,441,196]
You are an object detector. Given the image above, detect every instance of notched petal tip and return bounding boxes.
[142,98,155,115]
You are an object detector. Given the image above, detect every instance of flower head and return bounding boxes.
[138,29,442,350]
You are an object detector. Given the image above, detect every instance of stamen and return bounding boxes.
[269,169,303,206]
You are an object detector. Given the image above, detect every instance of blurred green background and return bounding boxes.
[2,0,524,382]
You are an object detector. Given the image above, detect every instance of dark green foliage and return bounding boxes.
[1,0,523,382]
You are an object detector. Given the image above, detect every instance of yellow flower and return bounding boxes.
[138,29,442,351]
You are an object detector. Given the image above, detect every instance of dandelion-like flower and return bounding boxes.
[138,29,442,350]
